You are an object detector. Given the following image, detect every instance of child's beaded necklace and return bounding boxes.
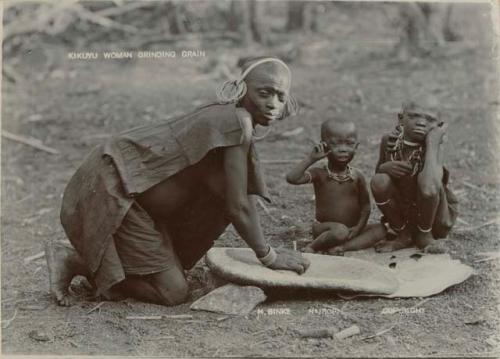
[324,164,354,183]
[389,133,424,177]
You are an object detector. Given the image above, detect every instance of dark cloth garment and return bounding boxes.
[379,133,458,237]
[60,103,270,294]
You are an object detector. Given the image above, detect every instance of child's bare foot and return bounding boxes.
[422,239,448,254]
[414,228,434,249]
[375,229,412,253]
[301,246,315,254]
[45,241,82,306]
[327,246,344,256]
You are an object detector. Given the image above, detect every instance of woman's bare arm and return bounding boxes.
[223,113,268,257]
[224,110,310,273]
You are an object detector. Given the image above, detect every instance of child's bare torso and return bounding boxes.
[312,168,361,227]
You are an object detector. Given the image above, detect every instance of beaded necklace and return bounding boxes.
[389,135,424,177]
[324,164,354,183]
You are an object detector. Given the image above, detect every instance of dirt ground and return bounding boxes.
[2,3,500,357]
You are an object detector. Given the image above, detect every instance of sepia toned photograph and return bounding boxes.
[1,0,499,357]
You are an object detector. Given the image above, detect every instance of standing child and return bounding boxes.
[370,101,458,253]
[286,119,386,255]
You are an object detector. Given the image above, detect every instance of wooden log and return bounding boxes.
[2,130,59,154]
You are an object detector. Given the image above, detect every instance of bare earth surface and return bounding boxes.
[2,4,500,357]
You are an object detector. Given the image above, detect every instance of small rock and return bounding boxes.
[190,283,266,315]
[334,325,360,340]
[27,114,44,122]
[297,327,337,338]
[18,304,47,311]
[28,330,51,342]
[464,317,486,325]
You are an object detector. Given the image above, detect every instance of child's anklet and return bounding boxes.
[375,198,391,206]
[417,225,432,233]
[388,222,406,233]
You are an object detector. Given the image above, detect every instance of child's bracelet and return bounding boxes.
[258,245,278,267]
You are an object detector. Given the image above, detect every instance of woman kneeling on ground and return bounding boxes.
[46,56,310,307]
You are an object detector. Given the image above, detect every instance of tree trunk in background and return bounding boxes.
[165,1,186,35]
[249,1,265,43]
[227,0,265,45]
[395,3,458,59]
[227,1,241,32]
[286,1,305,31]
[286,1,319,32]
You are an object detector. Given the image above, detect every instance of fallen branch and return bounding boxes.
[73,4,139,33]
[23,251,45,264]
[361,323,397,340]
[457,218,500,232]
[126,314,193,320]
[2,130,59,154]
[86,301,105,315]
[461,180,490,195]
[474,252,500,263]
[163,314,193,319]
[126,315,162,320]
[2,309,18,329]
[410,298,431,309]
[456,217,470,226]
[96,2,155,17]
[257,199,279,223]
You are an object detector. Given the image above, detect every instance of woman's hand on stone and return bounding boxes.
[268,248,310,274]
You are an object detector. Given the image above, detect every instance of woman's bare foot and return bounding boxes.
[44,241,86,306]
[327,246,344,256]
[375,229,412,253]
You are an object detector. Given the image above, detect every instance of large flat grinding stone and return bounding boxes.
[344,248,475,298]
[205,248,399,295]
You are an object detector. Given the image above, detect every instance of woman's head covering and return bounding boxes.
[216,56,299,119]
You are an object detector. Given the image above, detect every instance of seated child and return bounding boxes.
[370,101,458,253]
[286,119,386,255]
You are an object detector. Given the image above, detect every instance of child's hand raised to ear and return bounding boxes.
[426,122,447,145]
[308,142,331,162]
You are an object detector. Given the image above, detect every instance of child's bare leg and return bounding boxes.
[329,224,387,254]
[416,187,452,254]
[371,174,412,252]
[304,222,349,253]
[414,183,440,249]
[45,241,91,306]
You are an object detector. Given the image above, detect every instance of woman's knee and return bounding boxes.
[151,269,189,306]
[370,173,392,197]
